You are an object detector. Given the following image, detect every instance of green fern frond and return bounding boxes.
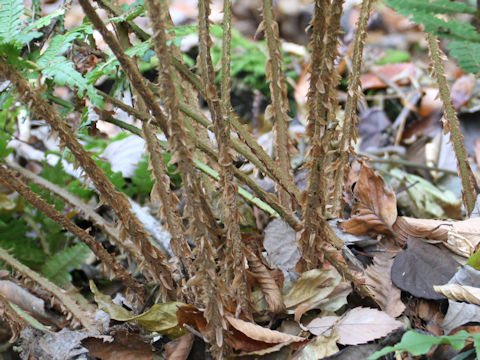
[447,40,480,74]
[41,242,92,286]
[0,0,24,43]
[37,27,91,67]
[384,0,476,15]
[42,57,102,105]
[385,0,480,74]
[16,7,66,45]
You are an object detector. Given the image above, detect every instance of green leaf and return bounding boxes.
[368,330,471,359]
[90,280,186,337]
[41,242,92,286]
[376,49,411,65]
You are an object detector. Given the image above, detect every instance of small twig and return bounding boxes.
[358,152,459,176]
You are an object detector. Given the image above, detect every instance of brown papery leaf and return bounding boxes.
[365,252,405,318]
[393,216,480,257]
[340,162,397,236]
[226,316,305,344]
[434,284,480,306]
[165,333,194,360]
[244,246,285,313]
[360,63,416,90]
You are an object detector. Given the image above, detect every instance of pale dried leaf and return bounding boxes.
[335,307,403,345]
[307,308,403,345]
[365,252,405,318]
[295,334,339,360]
[264,218,300,275]
[283,269,340,309]
[226,316,305,344]
[434,284,480,306]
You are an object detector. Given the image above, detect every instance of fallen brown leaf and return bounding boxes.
[226,316,305,344]
[82,330,154,360]
[340,162,397,236]
[165,333,194,360]
[360,63,416,90]
[365,252,405,318]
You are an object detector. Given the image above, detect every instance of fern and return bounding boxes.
[42,57,102,105]
[447,40,480,74]
[41,242,92,286]
[385,0,480,74]
[0,0,24,43]
[0,214,46,269]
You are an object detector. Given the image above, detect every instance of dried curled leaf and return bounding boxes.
[434,284,480,306]
[226,316,305,344]
[393,216,480,257]
[340,162,397,236]
[244,246,285,313]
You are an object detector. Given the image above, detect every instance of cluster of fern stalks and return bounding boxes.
[1,0,475,357]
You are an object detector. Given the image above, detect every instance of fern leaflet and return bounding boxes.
[0,0,24,43]
[41,242,92,286]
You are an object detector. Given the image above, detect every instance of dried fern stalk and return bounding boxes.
[146,0,226,355]
[0,59,174,297]
[300,0,331,270]
[333,0,374,210]
[426,32,477,215]
[142,122,194,279]
[197,0,250,321]
[261,0,295,210]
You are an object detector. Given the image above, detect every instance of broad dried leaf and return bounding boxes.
[340,163,397,236]
[226,316,305,344]
[393,216,480,257]
[283,269,341,309]
[165,333,194,360]
[365,252,405,318]
[434,284,480,306]
[295,334,339,359]
[307,308,403,345]
[391,238,459,300]
[264,218,300,275]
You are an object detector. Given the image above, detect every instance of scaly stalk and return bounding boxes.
[333,0,373,213]
[262,0,294,210]
[427,33,477,214]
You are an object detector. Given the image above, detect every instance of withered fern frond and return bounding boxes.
[333,0,374,210]
[261,0,295,210]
